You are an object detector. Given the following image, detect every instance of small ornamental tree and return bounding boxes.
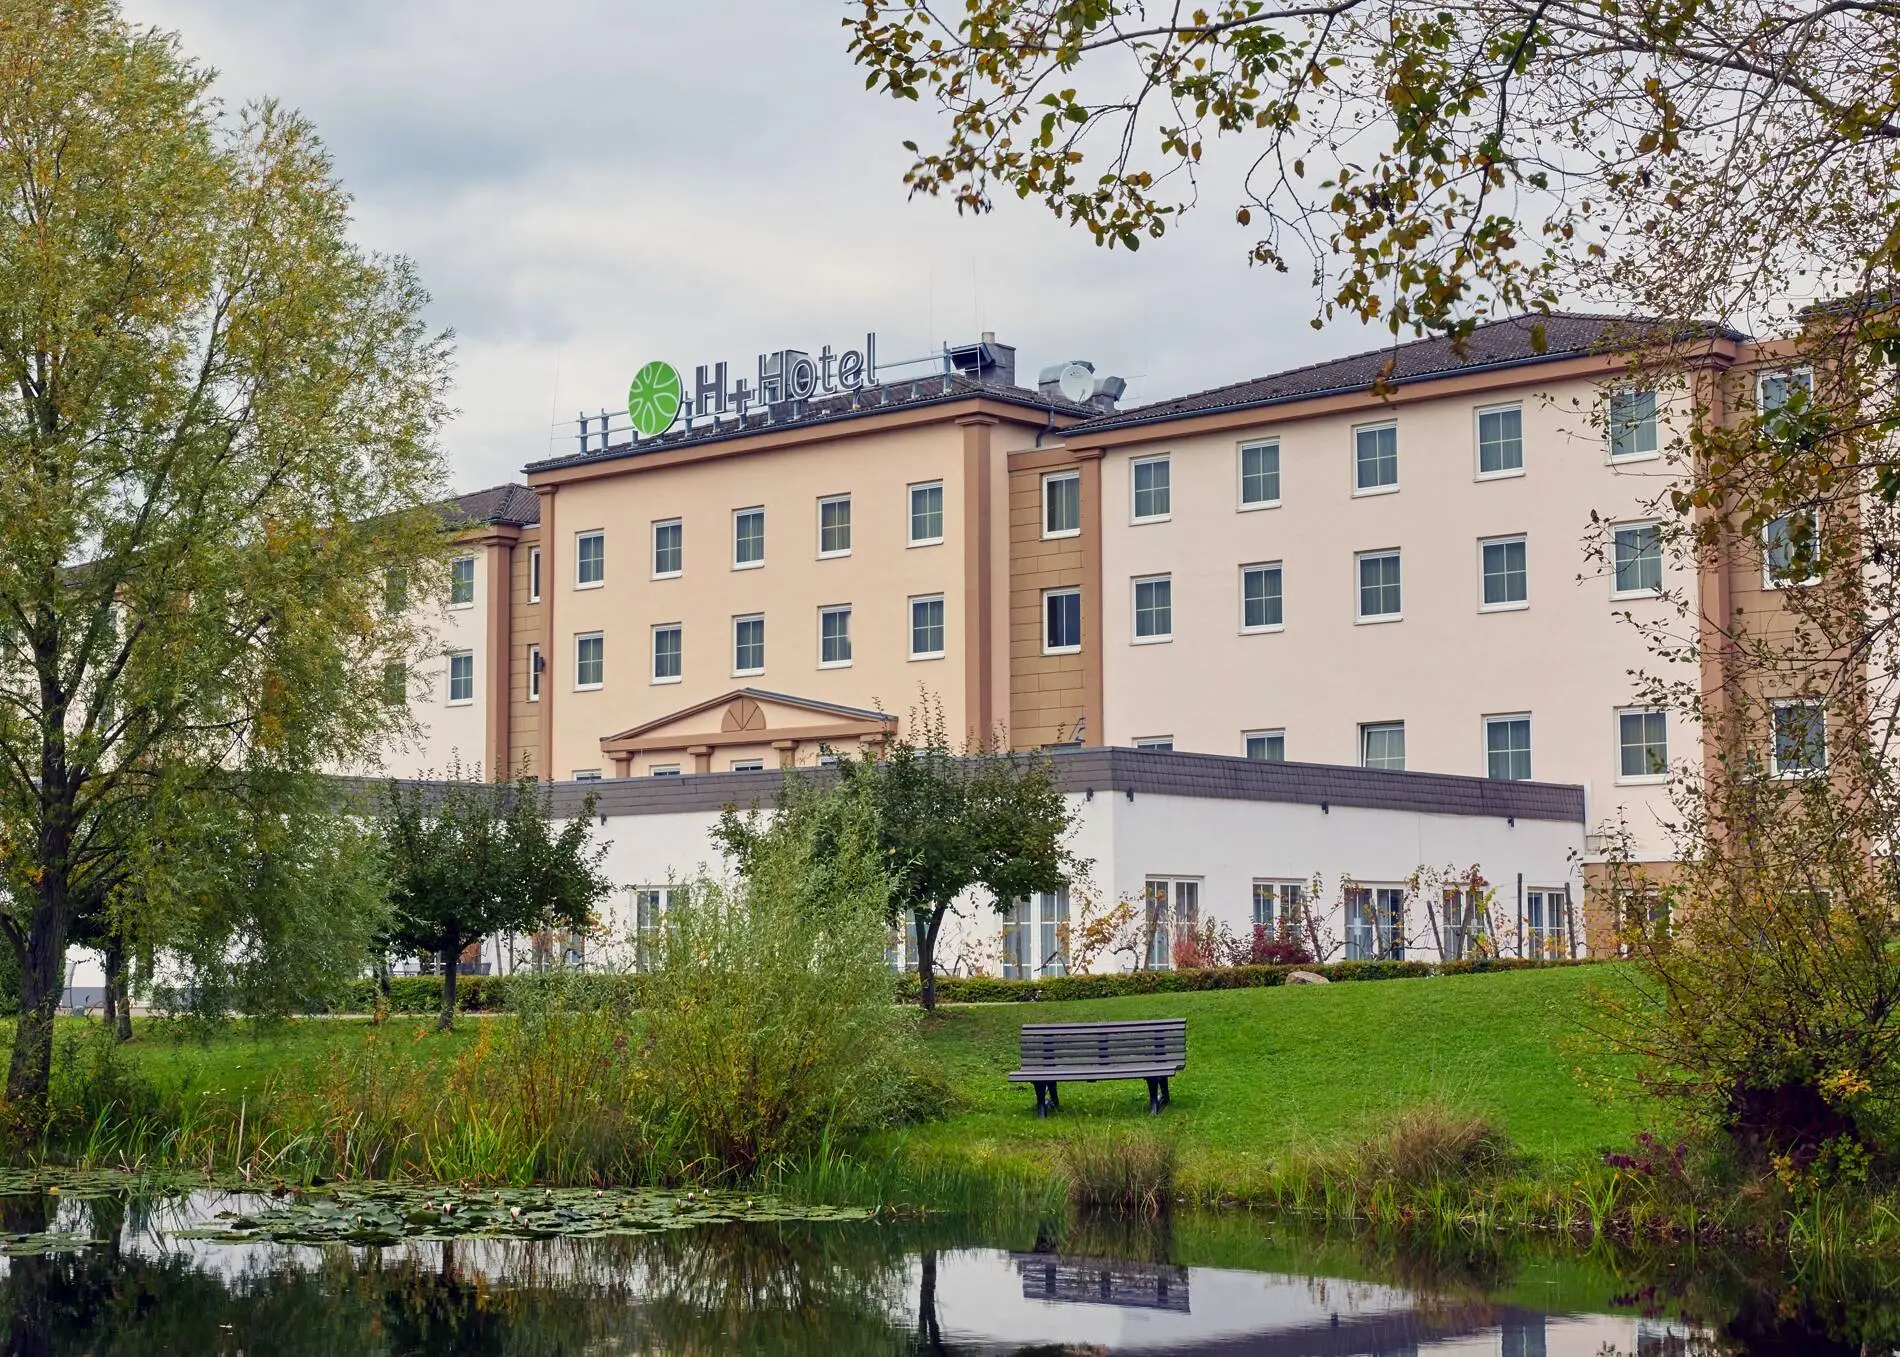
[381,764,610,1030]
[719,700,1078,1011]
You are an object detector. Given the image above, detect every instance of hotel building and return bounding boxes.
[383,315,1822,970]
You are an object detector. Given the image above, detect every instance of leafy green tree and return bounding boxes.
[380,765,611,1030]
[0,1,452,1112]
[719,701,1077,1011]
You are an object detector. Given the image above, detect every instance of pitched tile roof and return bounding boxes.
[526,375,1096,474]
[441,483,540,528]
[1066,312,1747,435]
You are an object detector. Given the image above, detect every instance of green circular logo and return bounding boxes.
[627,361,682,438]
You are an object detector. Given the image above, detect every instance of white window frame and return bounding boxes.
[572,769,603,782]
[1758,365,1813,416]
[1042,470,1082,539]
[1474,402,1525,480]
[1352,421,1399,496]
[1042,587,1082,655]
[1132,574,1173,643]
[448,555,476,609]
[1478,534,1529,612]
[527,548,542,603]
[1238,439,1281,510]
[1770,698,1828,778]
[1244,729,1286,762]
[1361,721,1406,771]
[732,507,766,570]
[1616,706,1669,785]
[649,764,681,778]
[732,613,765,677]
[908,481,945,547]
[575,530,606,589]
[730,758,765,773]
[1240,561,1285,634]
[1610,521,1664,599]
[651,623,683,685]
[446,649,475,706]
[526,644,541,702]
[1130,455,1171,524]
[1133,737,1174,752]
[908,594,946,661]
[1761,509,1820,590]
[817,494,852,558]
[1607,387,1661,463]
[574,632,604,692]
[1355,549,1402,624]
[818,604,853,669]
[1484,713,1533,781]
[1252,879,1306,938]
[651,518,683,579]
[1142,877,1200,970]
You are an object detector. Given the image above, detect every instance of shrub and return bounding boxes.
[1350,1103,1518,1193]
[1058,1129,1177,1214]
[639,779,915,1178]
[1238,924,1315,966]
[895,956,1580,1004]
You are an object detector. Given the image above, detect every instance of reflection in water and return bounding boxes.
[0,1190,1890,1354]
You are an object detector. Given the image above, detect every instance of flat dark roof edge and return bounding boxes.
[341,747,1583,825]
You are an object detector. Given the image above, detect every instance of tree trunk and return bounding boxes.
[915,907,941,1012]
[7,880,71,1120]
[114,954,132,1044]
[102,944,119,1028]
[438,931,460,1032]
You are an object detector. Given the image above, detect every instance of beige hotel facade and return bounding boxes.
[387,315,1821,934]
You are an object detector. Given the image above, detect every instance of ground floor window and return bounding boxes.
[632,886,681,971]
[1251,880,1305,941]
[1345,886,1405,960]
[1144,878,1200,969]
[1441,888,1477,960]
[1525,887,1568,958]
[1002,889,1071,978]
[888,915,924,972]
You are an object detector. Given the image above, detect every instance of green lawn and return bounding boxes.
[901,965,1655,1182]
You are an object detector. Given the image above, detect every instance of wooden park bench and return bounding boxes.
[1008,1018,1187,1117]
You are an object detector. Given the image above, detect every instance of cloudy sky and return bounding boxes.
[131,0,1367,492]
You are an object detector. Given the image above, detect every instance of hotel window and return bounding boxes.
[733,614,765,676]
[652,519,682,577]
[652,624,682,683]
[1618,707,1668,780]
[909,595,946,659]
[730,758,765,773]
[449,555,475,607]
[1004,888,1071,978]
[1239,440,1280,507]
[1043,470,1081,537]
[818,494,852,557]
[1759,366,1812,422]
[1477,404,1523,476]
[633,886,674,971]
[1612,523,1663,596]
[573,769,602,781]
[819,605,852,667]
[1609,388,1659,460]
[649,765,681,778]
[1143,878,1199,970]
[1131,456,1171,521]
[1245,730,1286,762]
[909,481,944,545]
[1771,699,1827,777]
[381,662,406,706]
[384,568,407,613]
[1134,736,1174,752]
[1485,714,1532,781]
[1356,550,1402,620]
[527,549,541,603]
[1345,886,1406,960]
[1354,422,1398,492]
[1762,510,1819,588]
[733,508,765,568]
[1133,574,1172,641]
[1361,721,1406,770]
[574,633,604,690]
[1241,562,1284,631]
[576,531,605,587]
[1043,588,1081,654]
[1252,881,1305,939]
[1442,887,1476,960]
[1480,536,1528,609]
[447,650,474,704]
[526,644,542,702]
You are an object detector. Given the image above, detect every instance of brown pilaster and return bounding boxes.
[1076,448,1106,747]
[482,535,513,778]
[959,416,998,743]
[536,485,558,781]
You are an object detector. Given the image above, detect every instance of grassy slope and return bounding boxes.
[897,965,1654,1186]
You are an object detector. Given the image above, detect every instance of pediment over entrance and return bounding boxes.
[599,687,895,776]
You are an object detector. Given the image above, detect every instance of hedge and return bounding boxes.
[893,956,1591,1005]
[329,956,1587,1014]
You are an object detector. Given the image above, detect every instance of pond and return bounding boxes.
[0,1176,1891,1354]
